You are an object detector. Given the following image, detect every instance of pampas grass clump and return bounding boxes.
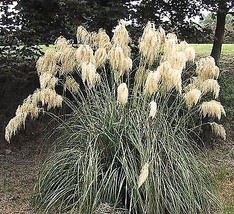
[6,20,225,213]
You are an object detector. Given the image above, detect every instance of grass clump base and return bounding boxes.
[33,87,220,213]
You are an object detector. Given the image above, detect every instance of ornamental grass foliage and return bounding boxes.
[5,20,226,213]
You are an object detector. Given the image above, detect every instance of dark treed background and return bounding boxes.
[0,0,233,134]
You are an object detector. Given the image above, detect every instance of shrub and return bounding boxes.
[6,21,225,213]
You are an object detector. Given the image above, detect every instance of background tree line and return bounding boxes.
[1,0,233,61]
[0,0,233,134]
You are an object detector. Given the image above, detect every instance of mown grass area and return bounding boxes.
[191,44,234,55]
[40,45,54,52]
[41,44,234,55]
[211,164,234,214]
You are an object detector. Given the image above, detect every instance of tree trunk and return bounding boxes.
[203,2,228,145]
[210,5,227,66]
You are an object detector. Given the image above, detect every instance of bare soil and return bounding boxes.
[0,123,46,214]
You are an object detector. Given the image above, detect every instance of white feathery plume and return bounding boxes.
[176,41,195,62]
[201,79,220,98]
[123,57,132,72]
[95,47,107,68]
[139,22,162,65]
[138,163,149,188]
[76,44,94,66]
[163,33,177,60]
[32,88,63,110]
[196,56,220,80]
[144,71,159,95]
[77,26,90,44]
[200,100,226,120]
[87,67,99,89]
[168,51,187,71]
[36,48,58,75]
[58,46,76,74]
[5,115,24,143]
[109,45,125,71]
[5,95,41,142]
[149,101,157,118]
[112,19,131,47]
[157,61,171,81]
[54,36,69,51]
[81,62,99,88]
[93,28,111,49]
[64,76,80,94]
[117,83,128,105]
[209,122,226,140]
[184,89,202,108]
[163,69,182,94]
[39,73,58,89]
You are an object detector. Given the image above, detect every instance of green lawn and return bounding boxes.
[191,44,234,55]
[41,44,234,56]
[40,45,54,52]
[212,165,234,214]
